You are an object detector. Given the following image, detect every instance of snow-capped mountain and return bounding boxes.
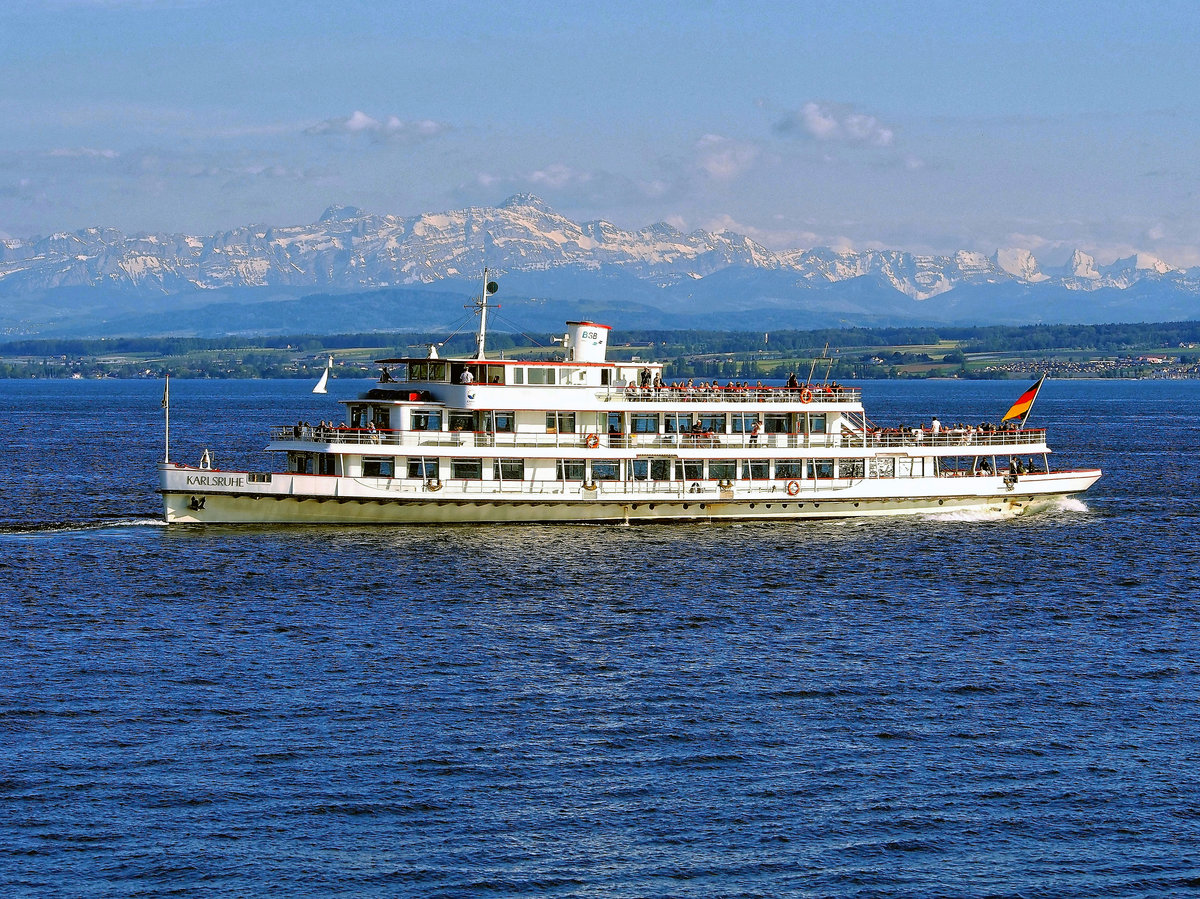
[1,193,1191,299]
[1,194,1197,336]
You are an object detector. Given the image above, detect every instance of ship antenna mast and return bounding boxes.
[474,268,500,359]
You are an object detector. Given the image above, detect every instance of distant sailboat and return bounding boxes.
[313,356,332,394]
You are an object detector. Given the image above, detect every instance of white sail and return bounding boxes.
[313,356,332,394]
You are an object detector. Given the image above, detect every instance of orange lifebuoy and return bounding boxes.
[799,387,813,404]
[786,480,801,496]
[585,434,600,449]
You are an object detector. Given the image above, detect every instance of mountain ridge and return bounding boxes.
[1,195,1197,337]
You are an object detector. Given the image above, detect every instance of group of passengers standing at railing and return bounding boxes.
[864,418,1028,447]
[624,372,845,401]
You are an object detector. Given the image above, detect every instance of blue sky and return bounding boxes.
[3,0,1200,266]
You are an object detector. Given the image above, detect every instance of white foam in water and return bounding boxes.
[923,506,1018,523]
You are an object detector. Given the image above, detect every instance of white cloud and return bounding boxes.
[48,147,119,159]
[775,102,895,147]
[305,111,452,143]
[694,134,759,181]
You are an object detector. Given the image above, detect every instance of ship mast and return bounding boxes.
[474,269,499,359]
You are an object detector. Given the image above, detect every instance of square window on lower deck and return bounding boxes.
[451,459,483,479]
[556,460,586,480]
[493,459,525,480]
[407,458,438,479]
[362,457,395,477]
[591,459,621,480]
[709,460,736,480]
[740,460,769,480]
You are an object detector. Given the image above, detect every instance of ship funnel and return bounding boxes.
[564,321,611,363]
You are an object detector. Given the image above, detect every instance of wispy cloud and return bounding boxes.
[305,111,452,144]
[774,101,895,147]
[694,134,759,181]
[48,147,119,159]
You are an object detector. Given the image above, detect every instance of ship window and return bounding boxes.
[493,459,525,480]
[601,369,611,386]
[546,411,575,433]
[371,407,390,429]
[807,460,834,479]
[486,365,506,384]
[449,412,474,432]
[698,413,726,434]
[709,460,736,480]
[775,459,805,479]
[764,413,790,434]
[631,413,659,434]
[674,460,703,481]
[741,460,769,480]
[511,367,524,384]
[411,410,442,431]
[528,367,556,385]
[664,413,692,433]
[870,458,896,478]
[317,453,336,476]
[362,457,394,478]
[607,412,623,434]
[288,451,314,474]
[477,411,514,432]
[897,458,926,477]
[731,413,757,434]
[408,362,427,380]
[591,459,620,480]
[451,459,482,479]
[407,458,438,478]
[840,460,864,479]
[556,459,586,480]
[808,413,827,434]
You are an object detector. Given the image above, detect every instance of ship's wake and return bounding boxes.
[0,518,167,536]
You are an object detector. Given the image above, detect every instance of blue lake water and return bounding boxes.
[1,377,1198,897]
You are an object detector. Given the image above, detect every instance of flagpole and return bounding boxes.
[162,374,170,463]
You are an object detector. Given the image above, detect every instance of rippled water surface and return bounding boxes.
[2,378,1199,898]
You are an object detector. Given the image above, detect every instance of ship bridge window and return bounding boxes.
[546,411,576,433]
[528,367,556,385]
[493,459,525,481]
[556,459,585,480]
[740,460,769,481]
[412,410,442,431]
[407,362,447,381]
[407,457,438,479]
[591,459,621,481]
[631,413,659,434]
[451,459,483,479]
[362,457,395,478]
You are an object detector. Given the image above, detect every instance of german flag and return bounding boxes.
[1001,374,1045,424]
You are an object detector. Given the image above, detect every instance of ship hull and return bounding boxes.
[160,464,1101,525]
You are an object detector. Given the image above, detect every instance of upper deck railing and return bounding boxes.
[271,424,1048,453]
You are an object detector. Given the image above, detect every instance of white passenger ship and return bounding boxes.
[159,284,1101,524]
